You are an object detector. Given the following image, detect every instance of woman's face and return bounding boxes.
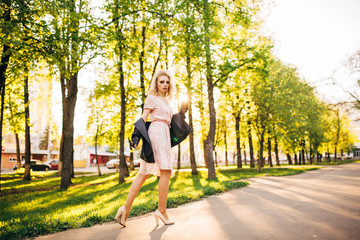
[157,75,170,96]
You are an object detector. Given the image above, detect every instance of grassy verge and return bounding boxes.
[0,166,320,240]
[315,159,360,165]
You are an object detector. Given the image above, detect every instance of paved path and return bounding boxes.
[37,163,360,240]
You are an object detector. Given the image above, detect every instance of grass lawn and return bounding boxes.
[0,165,322,240]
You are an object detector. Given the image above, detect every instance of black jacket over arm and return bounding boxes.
[131,112,192,163]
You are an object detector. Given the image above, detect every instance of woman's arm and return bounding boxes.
[142,109,151,122]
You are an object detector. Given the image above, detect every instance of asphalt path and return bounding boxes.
[36,163,360,240]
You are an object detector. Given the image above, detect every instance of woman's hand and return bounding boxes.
[134,144,140,149]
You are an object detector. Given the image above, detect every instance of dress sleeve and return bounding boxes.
[144,95,156,111]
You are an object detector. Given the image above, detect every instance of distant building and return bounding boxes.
[352,142,360,157]
[1,134,59,169]
[73,144,129,168]
[1,134,130,170]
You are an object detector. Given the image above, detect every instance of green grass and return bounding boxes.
[315,159,360,165]
[0,166,321,240]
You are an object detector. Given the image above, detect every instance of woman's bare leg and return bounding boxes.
[158,169,172,219]
[124,173,149,220]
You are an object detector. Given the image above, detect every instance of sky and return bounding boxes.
[262,0,360,103]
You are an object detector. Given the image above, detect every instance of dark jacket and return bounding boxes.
[131,112,193,163]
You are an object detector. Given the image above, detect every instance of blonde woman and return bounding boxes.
[114,70,192,227]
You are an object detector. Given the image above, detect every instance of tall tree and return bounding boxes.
[0,0,13,184]
[173,0,201,175]
[112,0,129,183]
[5,79,24,171]
[2,0,44,181]
[184,1,199,175]
[202,0,216,179]
[42,0,100,189]
[267,134,272,167]
[23,64,31,180]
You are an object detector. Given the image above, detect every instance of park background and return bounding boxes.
[1,0,360,239]
[2,1,360,174]
[1,0,360,175]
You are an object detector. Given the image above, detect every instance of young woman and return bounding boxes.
[114,70,187,227]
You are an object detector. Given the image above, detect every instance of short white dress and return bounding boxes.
[138,94,174,177]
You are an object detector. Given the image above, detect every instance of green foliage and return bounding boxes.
[320,107,358,154]
[1,0,357,193]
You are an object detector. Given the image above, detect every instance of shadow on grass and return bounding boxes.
[0,169,250,240]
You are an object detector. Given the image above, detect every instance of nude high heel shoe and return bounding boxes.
[154,209,175,225]
[114,206,127,227]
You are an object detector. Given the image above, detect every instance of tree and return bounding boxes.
[41,0,101,189]
[1,0,46,181]
[111,0,129,183]
[249,47,271,172]
[87,93,104,176]
[5,79,24,171]
[173,0,202,175]
[202,0,217,179]
[0,1,13,177]
[343,49,360,111]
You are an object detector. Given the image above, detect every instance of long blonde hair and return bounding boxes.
[148,70,176,97]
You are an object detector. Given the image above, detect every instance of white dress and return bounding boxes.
[138,94,174,177]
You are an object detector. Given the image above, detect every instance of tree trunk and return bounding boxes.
[268,136,273,167]
[243,147,247,165]
[188,85,197,175]
[58,135,63,175]
[248,121,255,168]
[286,153,292,165]
[203,0,216,179]
[23,66,31,181]
[274,136,280,166]
[128,139,134,170]
[0,84,5,181]
[47,125,51,161]
[301,149,305,165]
[140,26,146,111]
[235,115,242,168]
[257,130,265,173]
[309,142,313,164]
[8,90,21,169]
[60,72,77,189]
[70,150,74,178]
[335,107,340,162]
[232,151,236,165]
[224,122,228,167]
[198,76,207,168]
[118,41,128,183]
[214,150,218,167]
[15,133,21,169]
[95,125,101,176]
[0,41,11,179]
[294,153,298,165]
[298,152,302,165]
[177,144,181,170]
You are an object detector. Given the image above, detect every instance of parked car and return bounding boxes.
[106,159,120,169]
[127,158,141,168]
[45,159,59,170]
[13,160,51,171]
[336,153,352,160]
